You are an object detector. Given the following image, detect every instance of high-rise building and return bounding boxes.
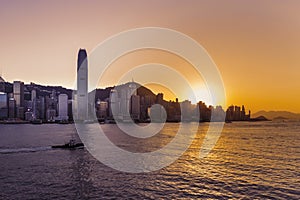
[96,100,108,119]
[13,81,24,108]
[31,89,36,101]
[0,92,7,109]
[241,105,246,120]
[120,88,130,118]
[181,100,192,121]
[211,105,225,122]
[0,92,8,119]
[149,104,166,122]
[58,94,68,121]
[39,97,45,120]
[16,107,24,120]
[109,89,120,119]
[226,105,235,121]
[32,97,39,119]
[46,109,56,122]
[77,49,88,121]
[131,94,140,120]
[24,111,33,121]
[8,97,16,119]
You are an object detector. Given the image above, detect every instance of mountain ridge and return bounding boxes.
[252,110,300,120]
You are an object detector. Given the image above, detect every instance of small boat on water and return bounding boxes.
[51,139,84,149]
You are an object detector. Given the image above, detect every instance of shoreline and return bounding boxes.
[0,119,272,125]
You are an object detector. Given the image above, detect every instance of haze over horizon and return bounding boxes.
[1,0,299,113]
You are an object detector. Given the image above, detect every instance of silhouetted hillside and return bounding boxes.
[93,82,156,101]
[94,87,113,101]
[25,83,73,100]
[252,110,300,120]
[250,115,269,121]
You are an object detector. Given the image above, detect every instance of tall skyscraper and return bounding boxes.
[131,94,140,120]
[13,81,24,119]
[129,81,140,120]
[0,92,8,119]
[8,97,16,119]
[58,94,68,121]
[13,81,24,108]
[77,49,88,120]
[109,89,120,119]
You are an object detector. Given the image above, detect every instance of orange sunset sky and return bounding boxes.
[0,0,299,113]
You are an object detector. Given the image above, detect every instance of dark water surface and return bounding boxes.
[0,121,299,199]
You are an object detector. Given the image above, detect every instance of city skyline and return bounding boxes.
[0,71,252,123]
[1,1,300,113]
[0,73,299,115]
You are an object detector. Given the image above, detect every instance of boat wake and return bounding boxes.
[0,146,52,154]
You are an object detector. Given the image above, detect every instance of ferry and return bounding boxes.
[51,139,84,149]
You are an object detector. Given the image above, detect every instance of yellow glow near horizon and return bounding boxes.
[97,49,218,106]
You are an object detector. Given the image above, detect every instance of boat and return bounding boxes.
[51,139,84,149]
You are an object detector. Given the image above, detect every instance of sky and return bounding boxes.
[0,0,299,113]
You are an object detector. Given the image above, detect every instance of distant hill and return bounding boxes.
[252,110,300,120]
[93,82,156,101]
[273,116,288,120]
[250,115,270,121]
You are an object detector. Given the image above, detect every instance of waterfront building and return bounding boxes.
[131,94,140,121]
[226,105,250,121]
[58,94,69,121]
[226,105,234,121]
[16,107,24,120]
[120,88,130,119]
[241,105,246,120]
[76,49,88,121]
[13,81,25,119]
[165,100,181,122]
[0,92,8,119]
[109,89,120,119]
[96,99,108,119]
[211,105,226,122]
[149,104,166,122]
[181,100,192,121]
[198,101,211,122]
[46,109,56,122]
[68,100,73,121]
[8,97,16,119]
[25,111,33,121]
[39,97,45,120]
[13,81,24,108]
